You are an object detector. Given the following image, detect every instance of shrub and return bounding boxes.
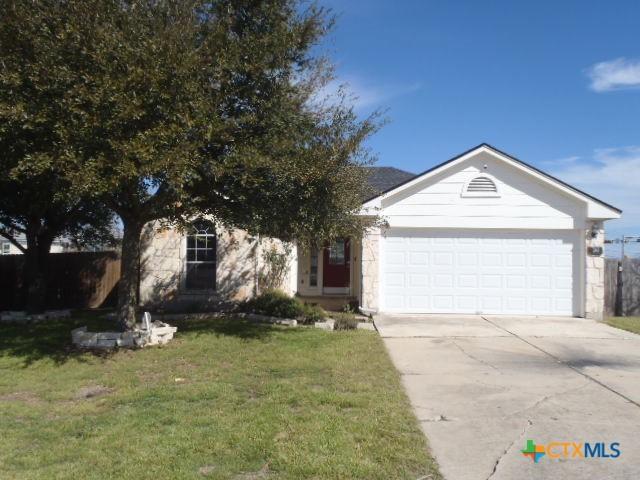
[242,289,303,319]
[299,303,327,325]
[333,311,359,330]
[241,290,327,324]
[345,299,360,313]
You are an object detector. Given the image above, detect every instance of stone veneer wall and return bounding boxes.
[139,224,183,307]
[360,228,380,312]
[139,221,295,311]
[584,220,605,321]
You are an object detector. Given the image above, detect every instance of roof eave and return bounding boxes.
[361,143,622,217]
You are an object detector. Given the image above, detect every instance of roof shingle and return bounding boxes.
[364,166,415,198]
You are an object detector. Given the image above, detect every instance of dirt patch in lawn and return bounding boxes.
[198,465,217,476]
[0,391,42,405]
[74,385,113,400]
[234,463,270,480]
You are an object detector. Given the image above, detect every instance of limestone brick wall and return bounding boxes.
[361,228,380,312]
[139,221,294,311]
[584,220,605,320]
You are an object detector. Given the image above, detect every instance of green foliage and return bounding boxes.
[243,289,304,319]
[0,312,440,479]
[242,289,326,323]
[300,302,327,325]
[342,301,361,314]
[333,311,359,330]
[258,243,293,291]
[607,317,640,335]
[0,0,382,325]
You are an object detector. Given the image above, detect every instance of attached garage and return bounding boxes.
[360,144,622,320]
[381,229,580,315]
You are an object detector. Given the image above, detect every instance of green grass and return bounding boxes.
[606,316,640,335]
[0,312,440,480]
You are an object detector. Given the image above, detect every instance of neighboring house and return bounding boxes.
[0,234,65,255]
[140,144,621,320]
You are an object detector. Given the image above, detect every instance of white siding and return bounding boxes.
[380,151,587,230]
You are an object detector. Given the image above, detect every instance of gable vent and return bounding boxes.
[466,176,497,193]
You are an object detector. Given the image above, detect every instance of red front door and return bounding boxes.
[323,238,350,288]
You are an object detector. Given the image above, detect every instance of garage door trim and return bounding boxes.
[379,228,583,316]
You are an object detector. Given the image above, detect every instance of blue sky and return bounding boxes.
[318,0,640,238]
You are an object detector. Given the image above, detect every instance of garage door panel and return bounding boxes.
[384,273,405,287]
[456,296,477,310]
[409,273,428,287]
[505,276,526,289]
[506,253,526,266]
[458,274,478,288]
[409,252,429,265]
[409,296,430,309]
[481,253,502,266]
[482,297,502,312]
[381,230,578,316]
[555,298,572,311]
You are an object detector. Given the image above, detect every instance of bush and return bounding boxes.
[241,290,327,324]
[300,303,326,325]
[333,311,359,330]
[242,289,303,319]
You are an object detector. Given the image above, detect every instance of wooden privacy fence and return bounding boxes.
[605,258,640,317]
[0,251,120,311]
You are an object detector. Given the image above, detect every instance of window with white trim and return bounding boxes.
[186,220,216,290]
[1,242,10,255]
[309,247,318,286]
[328,239,346,265]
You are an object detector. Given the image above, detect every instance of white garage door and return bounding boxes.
[381,230,579,315]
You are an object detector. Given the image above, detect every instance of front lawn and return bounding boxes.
[606,316,640,335]
[0,313,440,480]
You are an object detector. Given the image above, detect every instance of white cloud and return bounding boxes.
[550,146,640,231]
[315,75,422,112]
[587,58,640,92]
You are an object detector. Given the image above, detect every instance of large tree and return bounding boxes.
[0,6,115,313]
[0,175,114,313]
[1,0,379,329]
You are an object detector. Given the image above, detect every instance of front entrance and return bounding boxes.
[323,238,350,294]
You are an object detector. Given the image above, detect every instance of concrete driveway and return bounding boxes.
[377,315,640,480]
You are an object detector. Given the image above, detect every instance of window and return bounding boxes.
[328,239,346,265]
[186,219,216,290]
[1,242,10,255]
[462,175,499,196]
[309,248,318,286]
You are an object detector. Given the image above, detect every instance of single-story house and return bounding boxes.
[140,144,621,320]
[0,234,66,255]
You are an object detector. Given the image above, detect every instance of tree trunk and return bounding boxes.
[24,229,53,314]
[117,218,143,330]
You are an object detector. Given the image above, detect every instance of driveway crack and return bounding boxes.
[450,339,501,373]
[487,419,532,480]
[501,381,590,419]
[480,316,640,409]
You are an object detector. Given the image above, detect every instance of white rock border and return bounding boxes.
[315,319,377,331]
[72,315,177,349]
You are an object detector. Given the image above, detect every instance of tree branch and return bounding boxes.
[0,227,27,253]
[0,217,26,234]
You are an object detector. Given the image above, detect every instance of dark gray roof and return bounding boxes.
[364,166,416,198]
